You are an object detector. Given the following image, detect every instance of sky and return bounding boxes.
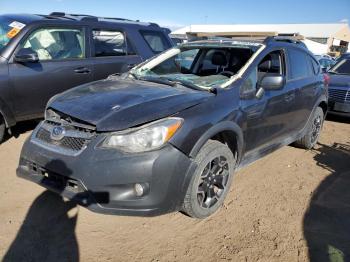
[0,0,349,29]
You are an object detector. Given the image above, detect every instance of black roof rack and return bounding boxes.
[48,12,142,23]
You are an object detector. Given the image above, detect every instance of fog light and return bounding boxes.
[134,183,144,197]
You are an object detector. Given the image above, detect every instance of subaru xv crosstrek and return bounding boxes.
[0,12,172,142]
[17,37,328,218]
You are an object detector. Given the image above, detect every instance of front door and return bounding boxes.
[8,25,93,120]
[240,49,297,156]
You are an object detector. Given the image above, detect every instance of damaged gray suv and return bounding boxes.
[17,37,328,218]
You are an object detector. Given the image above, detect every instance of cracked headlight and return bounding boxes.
[101,117,183,153]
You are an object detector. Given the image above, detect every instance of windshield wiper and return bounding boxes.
[173,79,216,93]
[138,76,177,87]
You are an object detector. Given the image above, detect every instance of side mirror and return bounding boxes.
[14,48,39,63]
[259,74,285,90]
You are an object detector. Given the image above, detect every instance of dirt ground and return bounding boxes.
[0,115,349,262]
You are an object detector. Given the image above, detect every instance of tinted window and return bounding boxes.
[141,30,171,54]
[22,28,85,60]
[329,58,350,74]
[288,49,312,79]
[257,50,284,82]
[93,29,135,57]
[310,57,320,74]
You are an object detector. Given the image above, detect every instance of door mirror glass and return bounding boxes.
[14,48,39,63]
[259,74,285,90]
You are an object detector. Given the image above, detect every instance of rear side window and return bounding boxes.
[140,30,171,54]
[22,27,85,61]
[310,57,320,74]
[92,29,136,57]
[288,49,313,79]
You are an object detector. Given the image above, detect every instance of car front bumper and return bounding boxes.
[328,100,350,116]
[17,131,196,216]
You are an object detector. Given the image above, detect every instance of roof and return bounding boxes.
[1,13,161,28]
[171,23,350,38]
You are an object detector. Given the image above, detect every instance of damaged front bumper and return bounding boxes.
[17,125,197,216]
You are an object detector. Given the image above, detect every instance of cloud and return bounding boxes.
[339,18,348,23]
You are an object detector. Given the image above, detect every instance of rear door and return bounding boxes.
[89,27,142,80]
[8,25,93,120]
[285,48,321,132]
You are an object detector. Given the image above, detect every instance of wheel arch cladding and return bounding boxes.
[189,121,243,164]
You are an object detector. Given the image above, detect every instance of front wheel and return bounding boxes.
[182,140,235,219]
[294,107,324,149]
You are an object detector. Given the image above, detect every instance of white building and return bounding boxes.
[171,23,350,55]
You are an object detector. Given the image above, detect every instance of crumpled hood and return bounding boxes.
[329,74,350,88]
[49,78,212,131]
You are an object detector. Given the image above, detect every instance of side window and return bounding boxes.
[287,49,312,80]
[22,27,85,61]
[93,29,136,57]
[140,30,171,54]
[310,57,320,74]
[257,50,284,82]
[241,68,258,97]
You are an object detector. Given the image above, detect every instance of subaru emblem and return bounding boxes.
[50,126,66,141]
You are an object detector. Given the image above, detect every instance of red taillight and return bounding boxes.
[323,73,330,86]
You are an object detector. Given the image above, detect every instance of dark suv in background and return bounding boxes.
[17,37,328,218]
[327,56,350,117]
[0,12,173,142]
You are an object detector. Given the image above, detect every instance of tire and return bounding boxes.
[294,107,324,149]
[0,115,5,144]
[182,140,236,219]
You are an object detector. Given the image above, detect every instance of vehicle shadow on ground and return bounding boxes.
[326,114,350,124]
[1,120,39,144]
[3,160,80,262]
[3,190,79,262]
[303,142,350,262]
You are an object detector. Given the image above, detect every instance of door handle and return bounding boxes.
[284,93,295,102]
[74,67,91,74]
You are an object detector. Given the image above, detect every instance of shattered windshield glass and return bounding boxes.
[131,43,260,90]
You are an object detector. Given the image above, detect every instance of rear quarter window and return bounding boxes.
[140,30,171,54]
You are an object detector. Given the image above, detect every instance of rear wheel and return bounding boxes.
[0,115,5,144]
[294,107,324,149]
[182,140,235,219]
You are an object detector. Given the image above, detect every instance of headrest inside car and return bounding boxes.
[211,52,227,66]
[258,60,272,72]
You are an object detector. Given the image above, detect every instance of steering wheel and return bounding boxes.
[218,71,234,77]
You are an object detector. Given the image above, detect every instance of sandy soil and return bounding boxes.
[0,116,349,262]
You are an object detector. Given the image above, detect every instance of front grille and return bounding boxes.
[328,89,350,103]
[34,120,96,154]
[36,128,89,151]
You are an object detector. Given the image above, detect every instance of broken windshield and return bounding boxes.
[131,43,261,89]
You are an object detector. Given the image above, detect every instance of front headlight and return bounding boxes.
[101,117,183,153]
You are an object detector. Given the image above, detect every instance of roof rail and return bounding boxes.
[264,36,307,49]
[48,12,139,23]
